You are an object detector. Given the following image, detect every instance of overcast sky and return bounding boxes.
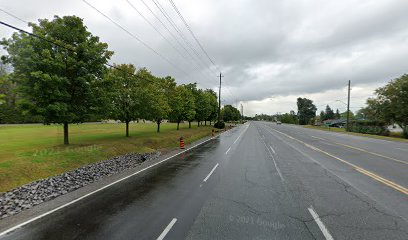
[1,0,407,116]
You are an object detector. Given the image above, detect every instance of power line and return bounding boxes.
[0,8,28,24]
[125,0,212,85]
[167,0,218,70]
[138,0,208,76]
[81,0,187,76]
[150,0,211,71]
[0,20,159,85]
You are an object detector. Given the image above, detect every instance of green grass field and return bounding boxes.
[0,122,213,192]
[303,125,408,143]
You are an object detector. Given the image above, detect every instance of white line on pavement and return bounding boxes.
[233,124,249,144]
[157,218,177,240]
[311,135,325,141]
[203,163,219,182]
[308,206,334,240]
[396,147,408,152]
[269,145,276,154]
[0,136,216,237]
[225,147,231,155]
[260,139,284,182]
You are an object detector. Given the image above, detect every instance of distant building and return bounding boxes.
[323,119,347,128]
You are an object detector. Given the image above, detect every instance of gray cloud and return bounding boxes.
[1,0,407,115]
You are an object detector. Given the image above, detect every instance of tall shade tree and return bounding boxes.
[144,75,174,133]
[184,83,198,128]
[222,105,241,122]
[1,16,113,144]
[195,89,212,126]
[297,97,317,125]
[375,74,408,137]
[205,89,218,125]
[105,64,141,137]
[169,85,195,130]
[325,105,334,120]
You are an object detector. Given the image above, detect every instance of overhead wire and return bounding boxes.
[150,0,210,71]
[138,0,210,79]
[125,0,211,86]
[167,0,218,70]
[81,0,188,76]
[0,20,161,85]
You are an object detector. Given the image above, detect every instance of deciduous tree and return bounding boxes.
[1,16,113,144]
[297,97,317,125]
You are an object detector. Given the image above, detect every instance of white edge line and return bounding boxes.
[225,147,231,155]
[308,206,334,240]
[203,163,219,182]
[0,137,216,237]
[156,218,177,240]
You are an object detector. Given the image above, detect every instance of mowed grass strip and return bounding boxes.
[0,122,213,192]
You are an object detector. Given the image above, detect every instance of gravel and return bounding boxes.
[0,152,160,219]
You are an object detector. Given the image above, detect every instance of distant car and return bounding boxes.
[276,121,282,125]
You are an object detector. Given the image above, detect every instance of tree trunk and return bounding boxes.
[205,120,207,126]
[126,121,129,137]
[197,121,200,127]
[157,119,161,133]
[63,123,69,145]
[188,121,191,128]
[177,121,180,130]
[210,120,212,126]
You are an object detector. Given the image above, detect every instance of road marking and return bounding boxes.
[260,138,284,182]
[0,137,216,237]
[311,135,325,141]
[311,136,407,165]
[233,124,249,144]
[396,147,408,152]
[203,163,219,182]
[267,127,408,195]
[269,145,276,154]
[157,218,177,240]
[308,206,334,240]
[225,147,231,155]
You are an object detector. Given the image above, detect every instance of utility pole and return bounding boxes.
[346,80,351,132]
[240,104,244,123]
[217,72,223,123]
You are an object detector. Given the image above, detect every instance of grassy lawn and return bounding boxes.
[0,122,213,192]
[303,125,408,143]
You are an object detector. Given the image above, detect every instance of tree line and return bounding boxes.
[0,15,220,144]
[253,74,408,139]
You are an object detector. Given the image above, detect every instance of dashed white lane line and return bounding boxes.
[269,145,276,154]
[203,163,219,182]
[311,135,325,141]
[157,218,177,240]
[260,139,284,182]
[225,147,231,155]
[233,124,249,144]
[396,147,408,152]
[308,206,334,240]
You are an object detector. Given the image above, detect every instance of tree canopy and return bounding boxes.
[1,16,113,144]
[297,97,316,125]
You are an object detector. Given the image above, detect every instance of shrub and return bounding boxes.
[349,120,389,136]
[403,127,408,139]
[214,121,225,129]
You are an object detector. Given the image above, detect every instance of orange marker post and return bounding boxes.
[180,137,185,149]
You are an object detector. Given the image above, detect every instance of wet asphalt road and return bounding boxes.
[1,121,408,239]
